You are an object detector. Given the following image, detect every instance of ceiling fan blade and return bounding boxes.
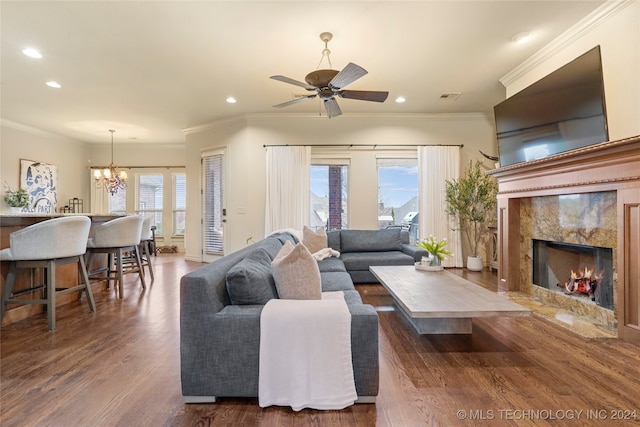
[329,62,368,90]
[273,94,317,108]
[340,90,389,103]
[324,98,342,118]
[270,75,317,91]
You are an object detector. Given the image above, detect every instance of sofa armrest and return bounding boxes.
[348,303,379,397]
[402,244,428,262]
[181,299,379,399]
[180,250,257,398]
[181,304,264,398]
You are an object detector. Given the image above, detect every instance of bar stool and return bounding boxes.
[138,215,155,281]
[86,215,145,299]
[0,216,95,331]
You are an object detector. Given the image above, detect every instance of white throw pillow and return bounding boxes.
[302,226,327,254]
[271,241,322,300]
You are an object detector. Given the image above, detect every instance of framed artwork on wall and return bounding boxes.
[20,159,58,213]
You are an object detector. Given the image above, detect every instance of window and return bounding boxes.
[109,189,126,214]
[91,167,186,251]
[310,164,348,231]
[377,158,418,242]
[173,173,186,235]
[137,174,163,235]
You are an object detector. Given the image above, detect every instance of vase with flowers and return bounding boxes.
[416,235,452,268]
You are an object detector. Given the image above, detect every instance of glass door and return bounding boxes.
[202,150,225,261]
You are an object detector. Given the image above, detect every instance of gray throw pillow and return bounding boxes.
[226,248,279,305]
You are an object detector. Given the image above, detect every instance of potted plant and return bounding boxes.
[444,160,497,271]
[416,235,452,266]
[3,185,30,212]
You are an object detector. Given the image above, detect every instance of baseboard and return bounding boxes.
[183,396,216,404]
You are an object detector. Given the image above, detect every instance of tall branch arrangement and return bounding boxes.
[444,160,498,257]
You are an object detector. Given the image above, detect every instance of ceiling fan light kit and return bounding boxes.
[270,32,388,118]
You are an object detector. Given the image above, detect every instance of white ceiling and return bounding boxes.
[1,1,605,144]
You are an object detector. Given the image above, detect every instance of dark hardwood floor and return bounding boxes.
[1,256,640,426]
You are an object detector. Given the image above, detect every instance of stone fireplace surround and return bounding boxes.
[522,192,616,329]
[488,135,640,343]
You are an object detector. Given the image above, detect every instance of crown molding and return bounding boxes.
[1,118,83,144]
[499,0,633,88]
[182,115,249,135]
[245,112,489,121]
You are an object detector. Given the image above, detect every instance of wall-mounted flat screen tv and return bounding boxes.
[494,45,608,167]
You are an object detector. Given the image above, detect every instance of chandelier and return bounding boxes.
[94,129,127,195]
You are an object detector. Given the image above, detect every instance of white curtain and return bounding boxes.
[89,170,109,214]
[418,146,462,268]
[264,146,311,234]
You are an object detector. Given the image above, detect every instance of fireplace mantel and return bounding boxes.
[488,135,640,344]
[488,135,640,197]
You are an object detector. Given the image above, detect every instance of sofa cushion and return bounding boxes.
[271,241,322,300]
[269,232,298,247]
[321,271,356,292]
[340,251,415,271]
[316,256,347,273]
[348,270,380,284]
[327,230,341,252]
[302,226,327,253]
[340,229,402,252]
[258,236,286,259]
[342,289,364,305]
[226,248,279,305]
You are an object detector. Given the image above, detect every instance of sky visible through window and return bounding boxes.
[312,165,417,208]
[310,167,328,197]
[378,165,418,208]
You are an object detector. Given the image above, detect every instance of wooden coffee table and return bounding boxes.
[370,265,531,334]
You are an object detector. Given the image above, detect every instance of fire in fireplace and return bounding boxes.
[563,266,603,300]
[532,240,613,310]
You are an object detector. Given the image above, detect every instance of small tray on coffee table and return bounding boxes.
[414,262,444,272]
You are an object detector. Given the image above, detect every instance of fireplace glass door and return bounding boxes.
[532,240,613,310]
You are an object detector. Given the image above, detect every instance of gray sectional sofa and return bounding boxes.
[327,228,428,283]
[180,231,379,403]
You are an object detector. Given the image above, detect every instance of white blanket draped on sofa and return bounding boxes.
[259,291,357,411]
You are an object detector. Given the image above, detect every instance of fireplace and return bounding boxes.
[488,135,640,344]
[532,240,613,310]
[519,192,617,327]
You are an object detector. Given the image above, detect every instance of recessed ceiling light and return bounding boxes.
[395,96,406,103]
[46,81,61,88]
[22,48,42,59]
[510,32,533,44]
[226,97,237,104]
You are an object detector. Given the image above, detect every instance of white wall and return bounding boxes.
[501,1,640,140]
[184,113,496,260]
[87,142,185,169]
[1,121,90,210]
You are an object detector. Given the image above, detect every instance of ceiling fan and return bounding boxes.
[270,32,389,118]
